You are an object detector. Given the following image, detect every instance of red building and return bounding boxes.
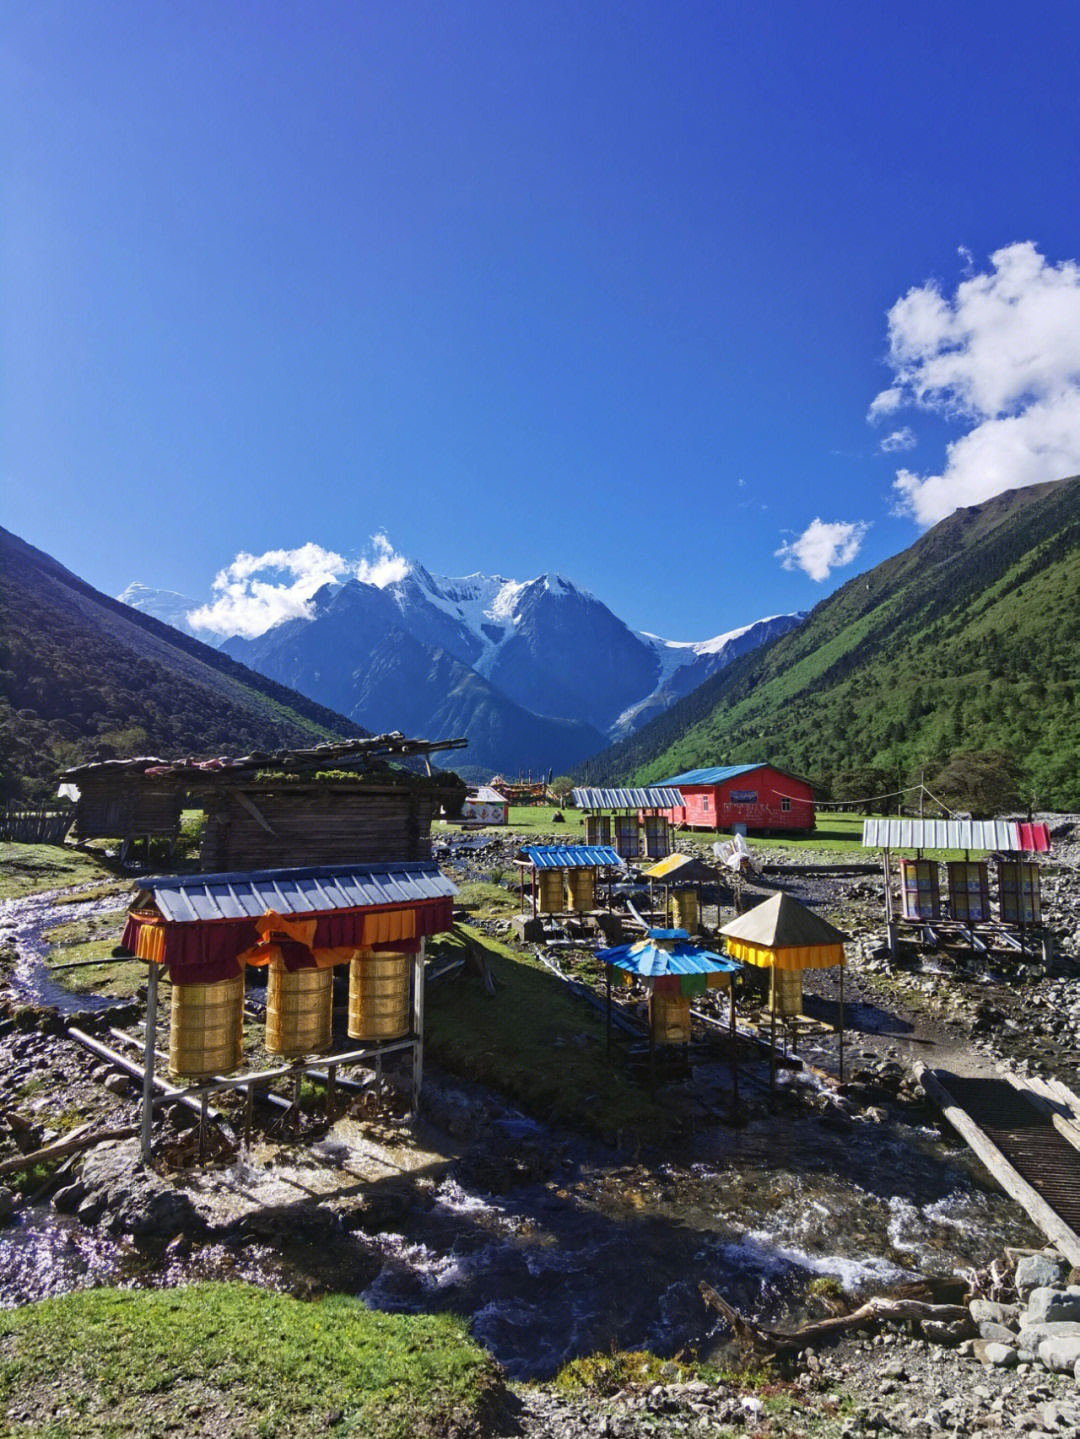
[656,764,815,834]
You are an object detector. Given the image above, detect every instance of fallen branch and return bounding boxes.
[0,1125,138,1179]
[699,1281,971,1355]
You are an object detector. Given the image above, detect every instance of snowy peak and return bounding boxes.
[116,583,215,644]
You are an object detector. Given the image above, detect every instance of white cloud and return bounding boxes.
[879,427,917,453]
[775,518,870,582]
[869,242,1080,524]
[187,533,411,639]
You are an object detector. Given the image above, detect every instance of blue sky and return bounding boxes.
[4,1,1080,641]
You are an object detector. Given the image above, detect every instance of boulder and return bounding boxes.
[1025,1286,1080,1324]
[1017,1320,1080,1343]
[1036,1335,1080,1374]
[1016,1254,1070,1296]
[922,1317,974,1345]
[969,1299,1020,1327]
[79,1139,205,1242]
[973,1340,1018,1368]
[979,1321,1020,1344]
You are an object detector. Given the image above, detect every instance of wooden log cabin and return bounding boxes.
[60,733,468,869]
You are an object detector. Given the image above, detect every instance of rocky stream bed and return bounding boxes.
[1,829,1079,1436]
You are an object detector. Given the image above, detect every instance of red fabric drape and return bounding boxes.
[124,897,454,982]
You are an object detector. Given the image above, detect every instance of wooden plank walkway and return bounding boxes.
[916,1062,1080,1266]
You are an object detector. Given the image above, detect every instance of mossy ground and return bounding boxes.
[41,908,142,999]
[425,926,671,1140]
[0,1282,503,1439]
[0,844,117,901]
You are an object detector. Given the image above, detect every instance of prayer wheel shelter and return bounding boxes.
[516,844,625,917]
[460,785,510,826]
[860,817,1053,965]
[652,765,815,835]
[642,852,718,933]
[719,892,847,1087]
[60,733,468,868]
[598,929,742,1094]
[571,787,685,860]
[122,861,458,1158]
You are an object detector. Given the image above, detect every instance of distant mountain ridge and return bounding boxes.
[199,562,804,774]
[0,527,364,801]
[578,477,1080,810]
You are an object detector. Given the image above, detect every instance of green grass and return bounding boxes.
[0,1282,503,1439]
[440,804,585,836]
[0,844,117,901]
[452,879,520,917]
[425,927,671,1141]
[40,908,143,999]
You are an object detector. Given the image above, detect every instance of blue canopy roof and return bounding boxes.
[521,845,625,869]
[598,937,742,977]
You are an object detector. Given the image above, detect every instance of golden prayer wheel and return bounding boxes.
[565,868,595,912]
[997,860,1041,924]
[670,888,698,933]
[348,951,411,1041]
[899,858,941,921]
[537,869,564,913]
[585,815,611,847]
[946,861,990,923]
[266,959,334,1058]
[768,968,803,1016]
[651,991,692,1045]
[169,972,245,1079]
[643,815,668,859]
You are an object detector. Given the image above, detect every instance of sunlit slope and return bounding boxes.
[580,477,1080,809]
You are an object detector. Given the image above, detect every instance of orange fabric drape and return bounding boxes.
[254,910,319,948]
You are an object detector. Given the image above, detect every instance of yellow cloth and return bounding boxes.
[724,939,845,972]
[362,909,416,945]
[132,917,166,965]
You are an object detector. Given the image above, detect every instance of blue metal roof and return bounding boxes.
[653,765,766,787]
[572,787,684,811]
[598,938,742,977]
[136,862,458,925]
[521,845,625,870]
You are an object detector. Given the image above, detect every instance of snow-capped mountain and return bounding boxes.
[210,563,804,772]
[115,583,222,646]
[119,559,804,772]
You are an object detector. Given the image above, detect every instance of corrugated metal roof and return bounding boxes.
[861,819,1051,853]
[572,787,684,811]
[652,765,765,786]
[467,785,508,803]
[137,862,458,925]
[598,938,742,977]
[521,845,625,870]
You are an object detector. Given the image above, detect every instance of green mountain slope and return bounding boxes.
[0,526,365,801]
[580,477,1080,809]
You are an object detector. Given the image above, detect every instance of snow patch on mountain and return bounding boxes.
[116,583,219,644]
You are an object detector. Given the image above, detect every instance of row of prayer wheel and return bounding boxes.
[167,952,413,1080]
[899,858,1041,925]
[536,868,596,913]
[584,814,670,860]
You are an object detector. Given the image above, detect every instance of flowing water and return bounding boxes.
[0,886,127,1013]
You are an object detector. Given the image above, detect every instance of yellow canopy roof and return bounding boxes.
[641,853,716,884]
[719,892,846,970]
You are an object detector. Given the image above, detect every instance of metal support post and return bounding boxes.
[140,962,159,1163]
[412,938,425,1110]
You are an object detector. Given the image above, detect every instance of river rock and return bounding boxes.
[1016,1255,1070,1296]
[51,1179,86,1214]
[1018,1320,1080,1343]
[970,1299,1021,1327]
[0,1185,15,1224]
[1039,1400,1080,1431]
[79,1138,204,1242]
[979,1320,1020,1344]
[1036,1335,1080,1373]
[1026,1287,1080,1324]
[973,1340,1018,1367]
[103,1073,129,1097]
[922,1316,975,1345]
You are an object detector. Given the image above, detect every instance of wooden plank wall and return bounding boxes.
[199,785,438,871]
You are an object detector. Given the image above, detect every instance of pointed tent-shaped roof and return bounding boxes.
[719,892,846,971]
[641,853,716,885]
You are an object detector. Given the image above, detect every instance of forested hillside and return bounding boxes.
[0,527,364,801]
[579,478,1080,810]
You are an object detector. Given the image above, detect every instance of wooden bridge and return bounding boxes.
[916,1062,1080,1266]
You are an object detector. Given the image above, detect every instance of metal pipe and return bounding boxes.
[67,1025,232,1132]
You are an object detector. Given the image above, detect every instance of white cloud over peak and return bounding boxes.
[775,518,870,582]
[869,242,1080,525]
[187,534,411,639]
[879,426,916,453]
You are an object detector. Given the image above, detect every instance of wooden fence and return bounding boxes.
[0,804,72,845]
